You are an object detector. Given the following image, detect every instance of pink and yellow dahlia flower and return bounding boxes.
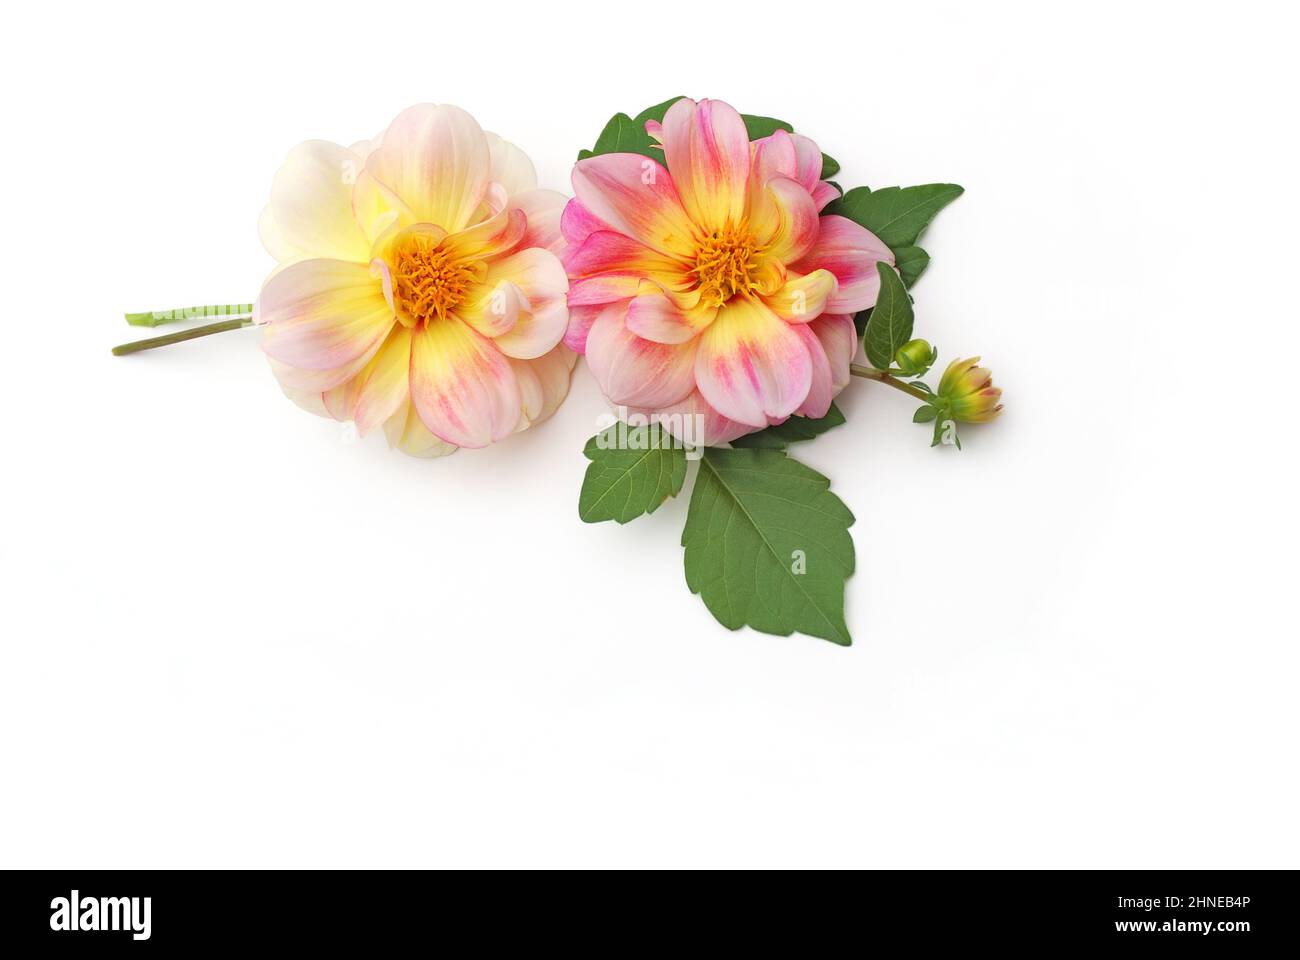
[561,97,894,444]
[256,105,573,456]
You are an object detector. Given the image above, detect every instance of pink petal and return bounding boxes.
[563,303,605,354]
[626,389,752,447]
[748,175,819,265]
[792,215,894,313]
[559,198,614,247]
[366,104,490,233]
[482,248,570,360]
[791,323,834,419]
[625,280,715,344]
[750,130,799,185]
[259,259,395,371]
[809,312,857,397]
[694,298,813,428]
[660,98,751,232]
[585,301,699,408]
[409,317,521,448]
[509,189,567,254]
[571,153,697,258]
[811,181,840,212]
[561,229,688,282]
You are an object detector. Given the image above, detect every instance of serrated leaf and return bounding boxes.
[682,448,855,645]
[913,405,938,423]
[820,154,840,179]
[730,403,846,449]
[579,422,687,524]
[892,245,930,287]
[863,263,914,370]
[825,184,964,248]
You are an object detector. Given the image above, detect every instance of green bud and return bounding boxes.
[894,339,937,377]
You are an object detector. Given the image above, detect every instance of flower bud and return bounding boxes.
[937,356,1003,423]
[894,339,937,377]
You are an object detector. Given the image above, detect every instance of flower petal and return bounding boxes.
[439,189,526,261]
[571,153,697,258]
[585,301,698,408]
[366,104,490,233]
[694,298,813,427]
[762,268,836,323]
[809,312,857,396]
[409,318,521,448]
[457,279,527,339]
[560,197,614,247]
[510,346,578,429]
[481,248,570,359]
[660,98,751,232]
[750,130,798,185]
[791,323,834,419]
[749,175,819,264]
[561,229,689,282]
[322,324,413,435]
[259,259,395,371]
[509,189,567,254]
[484,131,537,195]
[382,400,458,458]
[260,140,371,265]
[626,389,752,447]
[563,303,605,354]
[791,214,894,313]
[625,280,716,344]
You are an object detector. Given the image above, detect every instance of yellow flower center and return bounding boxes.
[693,222,758,307]
[390,233,481,326]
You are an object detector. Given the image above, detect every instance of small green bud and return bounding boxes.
[894,339,937,377]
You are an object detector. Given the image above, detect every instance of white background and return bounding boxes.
[1,1,1295,868]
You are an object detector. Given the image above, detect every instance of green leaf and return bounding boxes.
[863,263,914,370]
[577,97,688,161]
[825,184,964,248]
[892,245,930,287]
[634,96,688,124]
[820,154,840,179]
[854,308,870,338]
[913,405,938,423]
[730,403,846,450]
[683,448,855,645]
[580,113,655,161]
[741,114,794,139]
[579,422,687,524]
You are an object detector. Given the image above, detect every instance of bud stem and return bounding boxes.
[111,318,255,356]
[849,363,931,401]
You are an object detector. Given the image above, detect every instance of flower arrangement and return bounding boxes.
[115,96,1002,646]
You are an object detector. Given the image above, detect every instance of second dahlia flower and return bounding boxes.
[561,97,894,444]
[257,105,573,456]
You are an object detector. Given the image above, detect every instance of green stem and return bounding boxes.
[112,318,255,356]
[125,304,254,327]
[849,363,931,401]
